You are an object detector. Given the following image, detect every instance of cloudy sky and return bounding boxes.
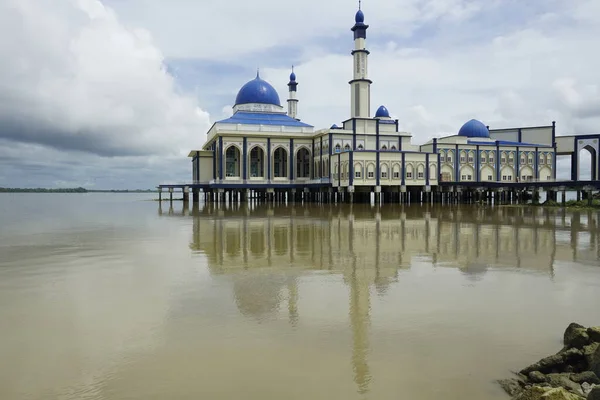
[1,0,599,189]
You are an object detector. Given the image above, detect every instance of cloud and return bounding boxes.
[0,0,210,158]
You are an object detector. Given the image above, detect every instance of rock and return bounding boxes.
[572,371,600,384]
[546,373,582,393]
[530,371,549,383]
[591,345,600,378]
[581,383,596,396]
[498,378,524,397]
[585,343,600,366]
[565,323,591,349]
[515,386,552,400]
[589,328,600,343]
[588,386,600,400]
[541,387,585,399]
[522,349,585,375]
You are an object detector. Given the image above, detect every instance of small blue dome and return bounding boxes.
[289,71,296,81]
[235,74,281,107]
[458,119,489,138]
[331,124,339,129]
[355,9,364,23]
[375,105,390,118]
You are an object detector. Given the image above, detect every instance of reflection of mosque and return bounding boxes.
[159,202,599,394]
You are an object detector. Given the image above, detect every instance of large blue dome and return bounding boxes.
[458,119,489,138]
[375,105,390,118]
[235,74,281,107]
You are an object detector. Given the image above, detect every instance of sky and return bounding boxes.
[0,0,599,189]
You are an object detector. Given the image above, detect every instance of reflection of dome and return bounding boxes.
[233,275,285,320]
[458,119,489,138]
[234,73,281,107]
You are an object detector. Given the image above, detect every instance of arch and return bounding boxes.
[416,163,425,179]
[480,152,487,164]
[380,163,389,179]
[272,147,288,178]
[391,145,397,150]
[501,151,508,164]
[295,147,310,178]
[429,164,437,180]
[334,163,339,180]
[520,166,534,182]
[446,149,454,163]
[546,153,552,166]
[225,145,241,177]
[460,150,467,163]
[334,143,341,153]
[440,165,453,182]
[381,144,388,150]
[500,166,514,182]
[459,165,474,181]
[357,143,364,150]
[488,151,495,163]
[578,144,597,180]
[405,163,414,179]
[344,143,351,152]
[366,162,375,179]
[468,150,475,163]
[248,145,265,178]
[539,166,553,181]
[354,163,363,179]
[480,165,494,181]
[392,163,401,179]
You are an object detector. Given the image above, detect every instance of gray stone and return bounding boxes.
[585,343,600,367]
[547,373,582,393]
[514,386,552,400]
[581,383,595,396]
[591,346,600,379]
[588,328,600,343]
[565,323,591,349]
[588,386,600,400]
[522,349,586,375]
[572,371,600,385]
[540,387,585,400]
[498,378,524,397]
[530,371,549,383]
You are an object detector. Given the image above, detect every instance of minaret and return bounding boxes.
[350,3,372,118]
[287,67,298,120]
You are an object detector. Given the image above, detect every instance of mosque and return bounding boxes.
[185,6,571,203]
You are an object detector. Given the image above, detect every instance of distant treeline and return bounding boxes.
[0,187,156,193]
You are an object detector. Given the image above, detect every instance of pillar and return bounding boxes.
[183,186,190,203]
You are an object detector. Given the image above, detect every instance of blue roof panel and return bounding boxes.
[217,112,313,128]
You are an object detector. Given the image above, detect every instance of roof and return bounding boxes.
[235,74,281,107]
[458,119,490,138]
[217,111,314,127]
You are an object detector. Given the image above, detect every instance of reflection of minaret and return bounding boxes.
[348,256,372,395]
[287,278,298,327]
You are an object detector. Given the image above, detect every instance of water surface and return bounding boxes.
[1,194,599,400]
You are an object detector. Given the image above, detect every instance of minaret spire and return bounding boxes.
[349,5,372,118]
[287,66,299,120]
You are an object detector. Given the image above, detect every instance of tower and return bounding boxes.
[350,5,372,118]
[287,67,298,120]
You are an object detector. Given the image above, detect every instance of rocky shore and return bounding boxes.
[498,323,600,399]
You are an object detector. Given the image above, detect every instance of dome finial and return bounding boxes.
[359,0,361,10]
[256,68,260,79]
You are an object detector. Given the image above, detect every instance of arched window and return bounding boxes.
[460,151,467,163]
[417,164,425,179]
[344,144,351,152]
[489,151,495,164]
[334,163,339,180]
[406,164,414,179]
[225,146,241,177]
[249,146,264,177]
[468,151,474,163]
[335,144,341,153]
[354,163,362,179]
[367,163,375,179]
[392,164,401,179]
[381,164,388,179]
[381,145,388,150]
[391,145,397,150]
[273,147,288,178]
[296,148,310,178]
[357,144,364,150]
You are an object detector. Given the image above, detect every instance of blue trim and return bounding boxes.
[552,122,557,180]
[401,152,406,185]
[311,138,315,179]
[290,138,294,180]
[267,138,271,180]
[571,151,577,181]
[217,111,313,127]
[243,137,247,180]
[515,147,520,181]
[349,152,354,186]
[328,133,333,156]
[454,144,459,182]
[212,143,216,180]
[352,119,357,150]
[376,120,380,186]
[337,153,341,188]
[495,142,500,181]
[518,128,522,143]
[467,140,551,147]
[534,147,539,180]
[320,136,323,177]
[475,145,480,182]
[218,137,223,180]
[426,153,430,185]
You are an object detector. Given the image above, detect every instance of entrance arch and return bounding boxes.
[295,148,310,179]
[225,146,241,177]
[273,147,288,178]
[249,146,265,178]
[578,145,597,181]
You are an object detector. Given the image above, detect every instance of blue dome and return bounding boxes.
[289,71,296,81]
[458,119,489,138]
[331,124,339,129]
[375,105,390,118]
[235,74,281,107]
[355,9,364,23]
